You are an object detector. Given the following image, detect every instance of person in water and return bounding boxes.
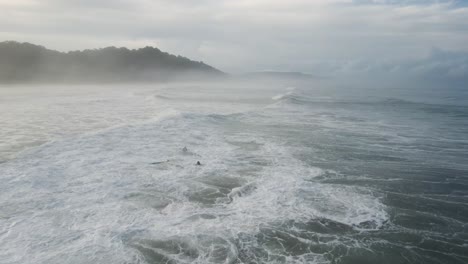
[196,161,202,166]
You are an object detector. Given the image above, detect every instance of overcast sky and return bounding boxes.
[1,0,468,77]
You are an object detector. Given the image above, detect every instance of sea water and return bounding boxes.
[0,81,467,263]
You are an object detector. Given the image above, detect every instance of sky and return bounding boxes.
[1,0,468,80]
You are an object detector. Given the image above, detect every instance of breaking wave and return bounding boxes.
[0,111,388,264]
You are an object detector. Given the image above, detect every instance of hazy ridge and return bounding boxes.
[0,41,224,83]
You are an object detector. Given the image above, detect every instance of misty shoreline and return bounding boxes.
[0,41,225,84]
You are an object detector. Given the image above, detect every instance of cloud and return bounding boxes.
[0,0,467,79]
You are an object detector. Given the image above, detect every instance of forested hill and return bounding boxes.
[0,41,224,83]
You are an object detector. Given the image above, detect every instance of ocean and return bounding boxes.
[0,81,467,263]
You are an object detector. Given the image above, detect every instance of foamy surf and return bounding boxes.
[0,110,388,264]
[2,83,467,264]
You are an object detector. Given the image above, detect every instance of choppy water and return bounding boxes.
[0,82,467,264]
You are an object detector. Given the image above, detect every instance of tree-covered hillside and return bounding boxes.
[0,41,224,83]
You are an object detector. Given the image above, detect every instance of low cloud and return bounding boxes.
[0,0,467,82]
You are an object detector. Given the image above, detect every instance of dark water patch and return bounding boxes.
[363,165,468,184]
[307,97,468,116]
[384,192,468,223]
[390,209,465,233]
[132,236,238,264]
[291,219,355,235]
[324,230,468,264]
[327,245,405,264]
[419,104,468,118]
[237,223,418,264]
[257,227,323,256]
[308,161,468,187]
[342,152,407,162]
[123,192,172,210]
[185,186,228,205]
[132,238,200,264]
[416,236,468,259]
[323,178,468,199]
[234,228,329,263]
[186,213,217,221]
[425,193,468,204]
[410,247,468,264]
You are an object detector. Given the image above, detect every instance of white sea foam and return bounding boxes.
[2,79,466,263]
[0,110,388,263]
[0,82,396,264]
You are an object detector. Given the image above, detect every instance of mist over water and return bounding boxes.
[1,80,468,264]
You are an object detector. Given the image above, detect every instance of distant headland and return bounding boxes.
[0,41,224,83]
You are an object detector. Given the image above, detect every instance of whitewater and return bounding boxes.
[0,81,467,264]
